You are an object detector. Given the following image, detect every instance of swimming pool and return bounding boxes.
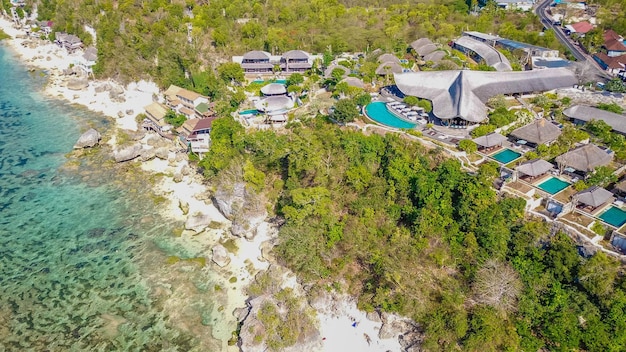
[537,176,570,195]
[364,102,417,129]
[253,79,287,84]
[490,149,522,164]
[599,206,626,228]
[239,109,258,116]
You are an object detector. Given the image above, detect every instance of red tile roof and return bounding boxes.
[594,52,626,69]
[604,29,622,42]
[605,38,626,52]
[571,21,593,34]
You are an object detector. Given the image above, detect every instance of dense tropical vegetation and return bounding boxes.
[202,114,626,351]
[24,0,566,88]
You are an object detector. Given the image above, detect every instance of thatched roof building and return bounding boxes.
[324,64,350,78]
[260,83,287,96]
[340,77,365,89]
[453,36,512,71]
[423,51,445,63]
[563,105,626,135]
[515,159,554,177]
[555,144,614,172]
[410,38,434,53]
[472,132,506,148]
[376,62,404,76]
[377,53,401,65]
[393,68,577,123]
[510,119,562,145]
[574,186,614,207]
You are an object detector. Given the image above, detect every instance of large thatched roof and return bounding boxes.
[260,83,287,96]
[510,119,562,145]
[555,144,614,172]
[282,50,309,60]
[453,36,512,71]
[394,68,577,122]
[574,186,614,207]
[415,43,438,57]
[472,132,506,148]
[563,105,626,134]
[515,159,554,177]
[376,62,404,75]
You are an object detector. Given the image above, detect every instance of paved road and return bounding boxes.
[534,0,610,80]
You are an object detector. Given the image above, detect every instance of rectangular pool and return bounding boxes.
[491,148,521,164]
[599,206,626,228]
[537,176,570,195]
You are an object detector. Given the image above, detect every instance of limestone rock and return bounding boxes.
[173,173,183,183]
[125,109,134,115]
[113,144,142,162]
[155,147,169,160]
[67,77,88,90]
[366,311,382,323]
[73,128,101,149]
[117,111,125,118]
[181,165,192,176]
[378,313,421,342]
[211,244,230,267]
[140,148,156,161]
[185,213,213,232]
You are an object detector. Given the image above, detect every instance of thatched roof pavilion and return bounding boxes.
[574,186,614,207]
[515,159,554,177]
[324,64,350,78]
[261,83,287,96]
[564,105,626,135]
[340,77,365,89]
[394,68,577,123]
[375,62,404,76]
[472,132,506,148]
[555,144,614,172]
[510,119,562,145]
[377,53,401,65]
[453,36,512,71]
[423,51,445,62]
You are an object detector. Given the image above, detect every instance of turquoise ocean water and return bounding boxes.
[0,45,218,350]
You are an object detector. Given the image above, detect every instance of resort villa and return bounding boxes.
[555,143,614,175]
[164,85,214,120]
[177,118,213,154]
[233,50,317,75]
[462,31,560,58]
[54,32,83,53]
[564,105,626,135]
[143,102,171,133]
[509,118,562,147]
[393,68,577,127]
[254,82,295,123]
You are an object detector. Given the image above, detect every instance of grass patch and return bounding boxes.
[229,276,238,283]
[221,238,239,254]
[0,29,10,41]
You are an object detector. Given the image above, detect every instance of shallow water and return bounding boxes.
[0,44,221,351]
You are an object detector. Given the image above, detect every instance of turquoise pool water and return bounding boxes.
[364,102,417,129]
[599,206,626,228]
[239,109,259,115]
[253,79,287,84]
[491,148,522,164]
[537,177,570,194]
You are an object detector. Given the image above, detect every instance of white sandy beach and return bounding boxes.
[0,17,408,351]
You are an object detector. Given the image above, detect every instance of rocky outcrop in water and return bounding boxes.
[185,213,213,233]
[73,128,101,149]
[113,144,142,162]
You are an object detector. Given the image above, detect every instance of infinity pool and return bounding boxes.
[537,176,570,195]
[364,102,417,129]
[599,206,626,228]
[491,148,522,164]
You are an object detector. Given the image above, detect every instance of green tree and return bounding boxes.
[286,73,304,87]
[332,99,359,123]
[217,62,244,84]
[578,252,619,298]
[597,102,624,114]
[164,110,186,127]
[403,96,420,106]
[458,139,477,153]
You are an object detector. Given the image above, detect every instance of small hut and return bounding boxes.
[555,144,614,174]
[472,132,506,151]
[510,119,562,146]
[375,62,404,76]
[574,186,614,213]
[515,159,554,180]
